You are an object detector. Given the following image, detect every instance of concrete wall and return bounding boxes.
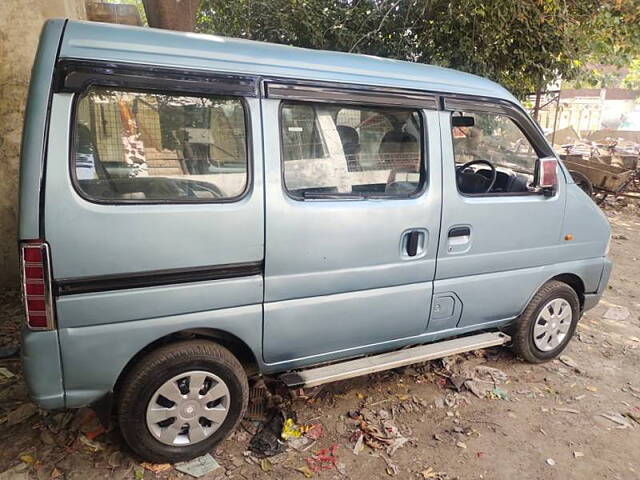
[0,0,86,288]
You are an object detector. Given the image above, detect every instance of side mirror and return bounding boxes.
[451,115,475,127]
[536,157,558,195]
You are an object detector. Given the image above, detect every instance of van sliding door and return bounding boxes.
[261,83,442,369]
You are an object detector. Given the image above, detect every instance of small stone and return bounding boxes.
[378,409,391,420]
[546,458,556,466]
[559,355,579,370]
[603,306,630,321]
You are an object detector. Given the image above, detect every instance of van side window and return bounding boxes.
[281,102,424,198]
[451,111,538,195]
[73,87,248,202]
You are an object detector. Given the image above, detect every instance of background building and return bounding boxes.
[537,87,640,136]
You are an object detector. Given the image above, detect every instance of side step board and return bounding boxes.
[280,332,510,388]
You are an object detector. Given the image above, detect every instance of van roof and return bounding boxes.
[60,20,518,104]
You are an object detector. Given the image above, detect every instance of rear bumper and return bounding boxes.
[583,257,612,312]
[21,327,65,409]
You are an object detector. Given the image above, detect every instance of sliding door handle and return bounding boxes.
[448,226,471,238]
[406,231,420,257]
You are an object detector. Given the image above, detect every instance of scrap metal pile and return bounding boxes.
[549,128,640,203]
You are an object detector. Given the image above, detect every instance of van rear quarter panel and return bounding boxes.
[18,20,68,410]
[58,300,262,407]
[44,94,266,407]
[19,19,66,239]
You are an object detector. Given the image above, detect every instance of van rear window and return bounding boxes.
[280,102,424,199]
[72,87,248,202]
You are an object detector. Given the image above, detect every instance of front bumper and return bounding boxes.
[583,257,613,312]
[21,327,65,409]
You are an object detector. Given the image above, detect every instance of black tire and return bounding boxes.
[511,280,580,363]
[117,340,248,463]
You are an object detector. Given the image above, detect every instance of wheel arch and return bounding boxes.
[112,328,259,402]
[515,272,586,322]
[549,273,585,310]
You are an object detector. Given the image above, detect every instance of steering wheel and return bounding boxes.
[456,159,497,194]
[170,178,225,199]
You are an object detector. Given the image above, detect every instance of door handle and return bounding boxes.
[406,231,420,257]
[446,225,472,254]
[448,226,471,238]
[402,229,427,258]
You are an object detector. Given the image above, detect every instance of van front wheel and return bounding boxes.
[117,340,248,463]
[511,280,580,363]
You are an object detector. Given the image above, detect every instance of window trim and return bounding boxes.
[446,107,555,198]
[278,99,428,202]
[69,85,253,205]
[443,97,553,158]
[266,80,438,110]
[55,59,259,97]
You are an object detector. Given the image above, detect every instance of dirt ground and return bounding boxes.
[1,207,639,480]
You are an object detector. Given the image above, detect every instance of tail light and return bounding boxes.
[20,241,55,330]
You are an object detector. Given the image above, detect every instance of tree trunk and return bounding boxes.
[142,0,199,32]
[532,77,543,123]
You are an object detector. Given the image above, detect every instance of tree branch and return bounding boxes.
[349,0,400,53]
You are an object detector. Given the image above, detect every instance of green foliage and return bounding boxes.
[582,1,640,68]
[196,0,640,99]
[623,58,640,90]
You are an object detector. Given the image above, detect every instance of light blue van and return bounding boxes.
[19,19,611,462]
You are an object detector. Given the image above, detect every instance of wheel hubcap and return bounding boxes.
[533,298,572,352]
[146,370,230,446]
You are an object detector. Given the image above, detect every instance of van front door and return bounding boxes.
[433,102,565,332]
[262,88,442,367]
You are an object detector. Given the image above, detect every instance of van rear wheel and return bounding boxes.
[511,280,580,363]
[117,340,248,463]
